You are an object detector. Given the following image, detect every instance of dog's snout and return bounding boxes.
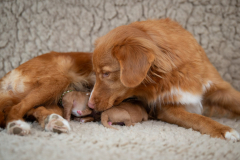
[88,101,95,109]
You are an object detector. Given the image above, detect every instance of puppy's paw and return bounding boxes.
[7,120,31,136]
[44,114,71,133]
[224,129,240,142]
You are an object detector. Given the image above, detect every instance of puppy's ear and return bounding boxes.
[112,38,156,88]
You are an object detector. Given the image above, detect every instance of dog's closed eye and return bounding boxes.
[102,72,110,78]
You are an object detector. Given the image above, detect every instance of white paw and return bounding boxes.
[224,129,240,142]
[44,114,71,133]
[7,120,31,136]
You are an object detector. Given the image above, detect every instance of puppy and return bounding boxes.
[101,100,148,130]
[61,91,91,119]
[0,51,95,135]
[61,91,93,122]
[88,18,240,141]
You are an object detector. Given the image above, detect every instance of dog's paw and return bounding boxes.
[224,129,240,142]
[210,127,240,142]
[7,120,31,136]
[44,114,71,133]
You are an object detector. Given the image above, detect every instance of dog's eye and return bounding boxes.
[103,72,110,78]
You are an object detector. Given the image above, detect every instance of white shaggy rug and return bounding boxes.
[1,0,240,160]
[0,118,240,160]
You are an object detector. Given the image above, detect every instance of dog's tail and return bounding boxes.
[101,112,118,130]
[0,93,20,128]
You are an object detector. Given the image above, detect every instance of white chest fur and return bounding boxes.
[158,81,212,115]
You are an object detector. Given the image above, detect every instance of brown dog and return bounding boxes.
[0,51,95,135]
[88,18,240,141]
[101,100,148,130]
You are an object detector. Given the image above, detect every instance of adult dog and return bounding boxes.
[88,18,240,141]
[0,51,95,135]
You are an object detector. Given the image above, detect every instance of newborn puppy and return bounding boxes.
[101,100,148,130]
[61,91,93,121]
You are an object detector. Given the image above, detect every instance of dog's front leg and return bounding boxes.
[27,105,71,133]
[157,104,239,141]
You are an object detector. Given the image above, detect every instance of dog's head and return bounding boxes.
[88,25,172,111]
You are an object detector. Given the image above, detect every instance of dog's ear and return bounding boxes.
[113,37,173,88]
[112,38,157,88]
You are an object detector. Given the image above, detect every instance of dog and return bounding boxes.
[101,100,148,130]
[88,18,240,141]
[0,51,95,135]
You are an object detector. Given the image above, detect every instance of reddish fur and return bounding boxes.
[0,51,94,128]
[101,100,148,130]
[89,18,240,139]
[62,91,92,121]
[26,105,63,128]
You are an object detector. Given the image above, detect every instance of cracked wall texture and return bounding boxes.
[0,0,240,90]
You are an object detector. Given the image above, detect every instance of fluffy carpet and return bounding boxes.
[1,0,240,160]
[0,118,240,160]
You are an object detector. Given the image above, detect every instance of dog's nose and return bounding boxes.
[88,101,95,109]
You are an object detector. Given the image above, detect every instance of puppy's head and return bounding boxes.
[89,25,173,111]
[63,91,91,117]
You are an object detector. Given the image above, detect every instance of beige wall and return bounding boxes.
[0,0,240,89]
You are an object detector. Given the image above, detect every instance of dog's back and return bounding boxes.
[0,51,94,102]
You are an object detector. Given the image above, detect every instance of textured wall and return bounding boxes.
[0,0,240,89]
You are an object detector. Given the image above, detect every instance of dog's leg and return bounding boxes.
[27,105,71,133]
[44,113,72,133]
[27,106,55,128]
[203,81,240,116]
[157,104,240,142]
[6,79,69,135]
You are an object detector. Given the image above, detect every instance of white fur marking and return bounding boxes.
[225,129,240,142]
[89,86,94,100]
[202,81,212,93]
[158,82,212,114]
[171,87,203,114]
[45,114,71,133]
[158,87,203,114]
[1,70,27,93]
[61,118,71,130]
[170,87,202,104]
[7,120,31,135]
